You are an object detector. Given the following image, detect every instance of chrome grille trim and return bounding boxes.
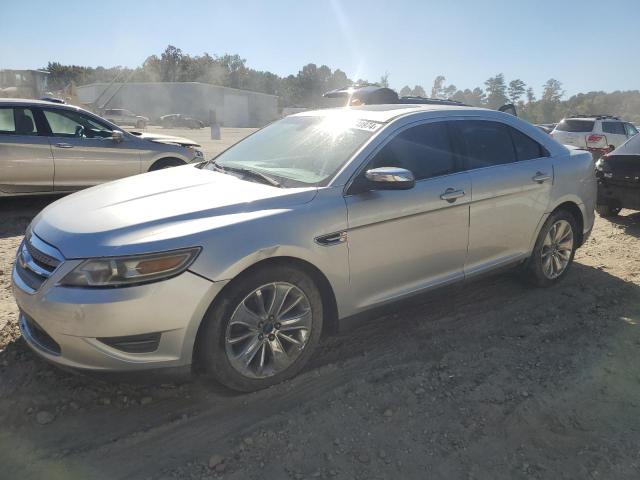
[14,233,65,293]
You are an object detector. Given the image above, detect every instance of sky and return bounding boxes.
[2,0,638,98]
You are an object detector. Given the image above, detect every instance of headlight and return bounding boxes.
[60,247,201,288]
[187,146,204,158]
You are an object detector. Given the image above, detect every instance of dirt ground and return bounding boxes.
[1,189,640,479]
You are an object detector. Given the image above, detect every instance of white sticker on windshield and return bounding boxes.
[353,120,383,132]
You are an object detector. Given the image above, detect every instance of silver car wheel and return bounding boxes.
[541,219,574,279]
[225,282,312,379]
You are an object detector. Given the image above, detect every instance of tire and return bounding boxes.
[596,204,621,217]
[524,210,578,287]
[197,265,323,392]
[148,158,185,171]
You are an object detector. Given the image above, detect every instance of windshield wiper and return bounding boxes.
[210,161,281,187]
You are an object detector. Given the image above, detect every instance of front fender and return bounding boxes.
[188,187,351,317]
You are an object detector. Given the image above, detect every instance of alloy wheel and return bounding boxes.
[541,219,574,279]
[224,282,312,379]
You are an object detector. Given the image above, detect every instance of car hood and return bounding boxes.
[129,131,201,147]
[32,165,317,258]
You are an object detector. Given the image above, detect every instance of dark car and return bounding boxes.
[595,133,640,217]
[160,113,205,129]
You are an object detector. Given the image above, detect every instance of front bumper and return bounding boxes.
[12,241,226,372]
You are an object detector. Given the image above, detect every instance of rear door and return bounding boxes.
[453,120,553,276]
[40,107,141,191]
[602,121,628,148]
[0,106,53,194]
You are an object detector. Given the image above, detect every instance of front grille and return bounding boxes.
[14,233,63,293]
[20,313,61,355]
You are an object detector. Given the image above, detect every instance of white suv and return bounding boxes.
[551,115,638,159]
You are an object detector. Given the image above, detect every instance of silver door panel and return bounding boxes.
[50,137,142,190]
[0,136,54,193]
[346,172,471,311]
[465,158,554,273]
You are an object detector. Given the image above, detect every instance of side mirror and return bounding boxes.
[74,125,85,138]
[364,167,415,190]
[112,130,124,143]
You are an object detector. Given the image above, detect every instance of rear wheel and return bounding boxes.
[596,204,621,217]
[198,265,323,392]
[524,210,578,287]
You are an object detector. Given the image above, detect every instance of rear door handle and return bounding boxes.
[440,188,466,203]
[532,172,551,183]
[54,143,74,148]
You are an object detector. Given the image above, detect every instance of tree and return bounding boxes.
[159,45,184,82]
[484,74,508,109]
[526,87,536,104]
[431,75,446,98]
[508,79,526,103]
[541,78,564,102]
[399,85,412,97]
[412,85,426,97]
[379,71,389,88]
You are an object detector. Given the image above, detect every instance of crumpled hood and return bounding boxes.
[33,165,317,258]
[130,131,201,147]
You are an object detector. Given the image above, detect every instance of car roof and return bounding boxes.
[0,97,73,107]
[292,104,487,123]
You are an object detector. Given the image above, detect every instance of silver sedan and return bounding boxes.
[12,104,596,391]
[0,98,203,196]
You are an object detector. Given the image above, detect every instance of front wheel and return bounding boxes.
[198,265,323,392]
[596,204,621,217]
[524,210,578,287]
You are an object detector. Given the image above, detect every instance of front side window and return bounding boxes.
[43,109,113,138]
[206,115,376,187]
[602,122,626,135]
[369,122,456,180]
[0,107,38,135]
[624,123,638,137]
[456,120,516,169]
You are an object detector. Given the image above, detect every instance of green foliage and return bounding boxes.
[44,48,640,122]
[412,85,427,97]
[484,74,509,109]
[508,79,526,103]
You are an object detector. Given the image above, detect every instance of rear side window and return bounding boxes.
[370,122,457,180]
[555,119,595,132]
[602,122,626,135]
[0,107,38,135]
[508,126,548,160]
[456,120,516,169]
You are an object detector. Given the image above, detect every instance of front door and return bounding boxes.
[452,120,554,276]
[40,108,141,191]
[0,106,53,194]
[345,121,470,312]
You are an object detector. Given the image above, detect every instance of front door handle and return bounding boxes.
[532,171,551,183]
[440,188,466,203]
[54,143,74,148]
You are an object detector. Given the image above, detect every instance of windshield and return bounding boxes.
[555,119,595,132]
[204,115,378,187]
